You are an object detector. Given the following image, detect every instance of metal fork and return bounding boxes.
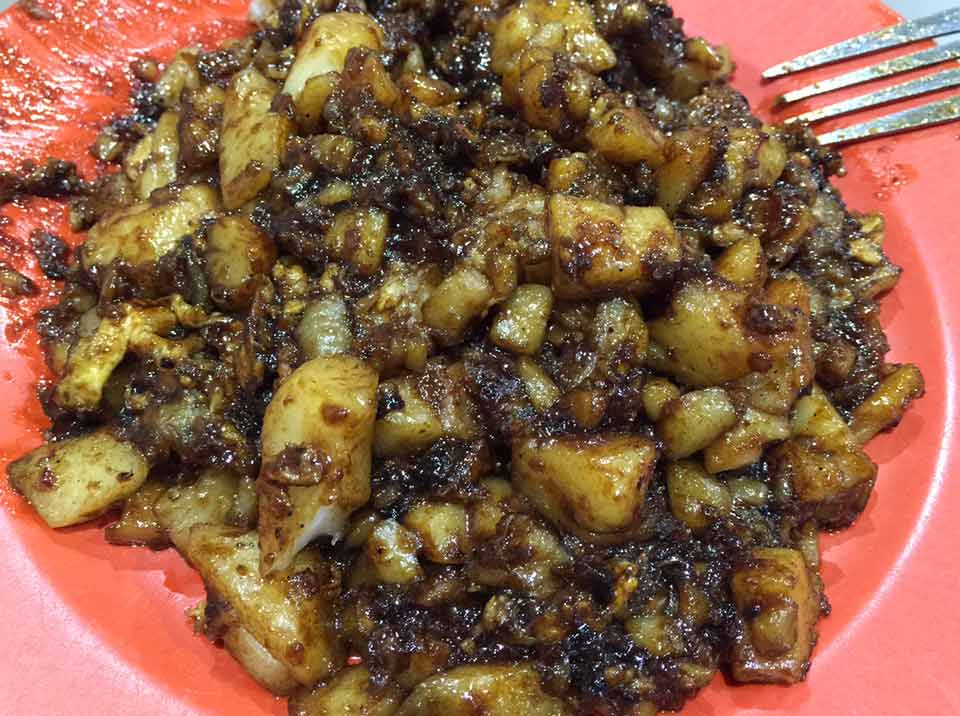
[762,7,960,144]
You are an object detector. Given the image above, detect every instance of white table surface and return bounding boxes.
[888,0,956,19]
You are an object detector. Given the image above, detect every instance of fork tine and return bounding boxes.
[777,39,960,105]
[789,68,960,124]
[816,94,960,145]
[762,7,960,80]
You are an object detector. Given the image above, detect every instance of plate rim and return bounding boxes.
[0,0,957,714]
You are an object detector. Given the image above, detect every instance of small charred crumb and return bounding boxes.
[0,264,38,297]
[131,83,165,123]
[275,0,304,45]
[371,438,489,518]
[31,231,71,280]
[17,0,54,20]
[745,302,797,336]
[463,349,541,441]
[262,444,335,485]
[780,121,844,178]
[344,586,484,677]
[0,159,86,204]
[37,467,58,490]
[563,623,647,703]
[198,49,246,85]
[156,236,211,309]
[288,561,341,600]
[376,382,405,418]
[69,173,134,231]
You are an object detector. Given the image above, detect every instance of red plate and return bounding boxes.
[0,1,957,713]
